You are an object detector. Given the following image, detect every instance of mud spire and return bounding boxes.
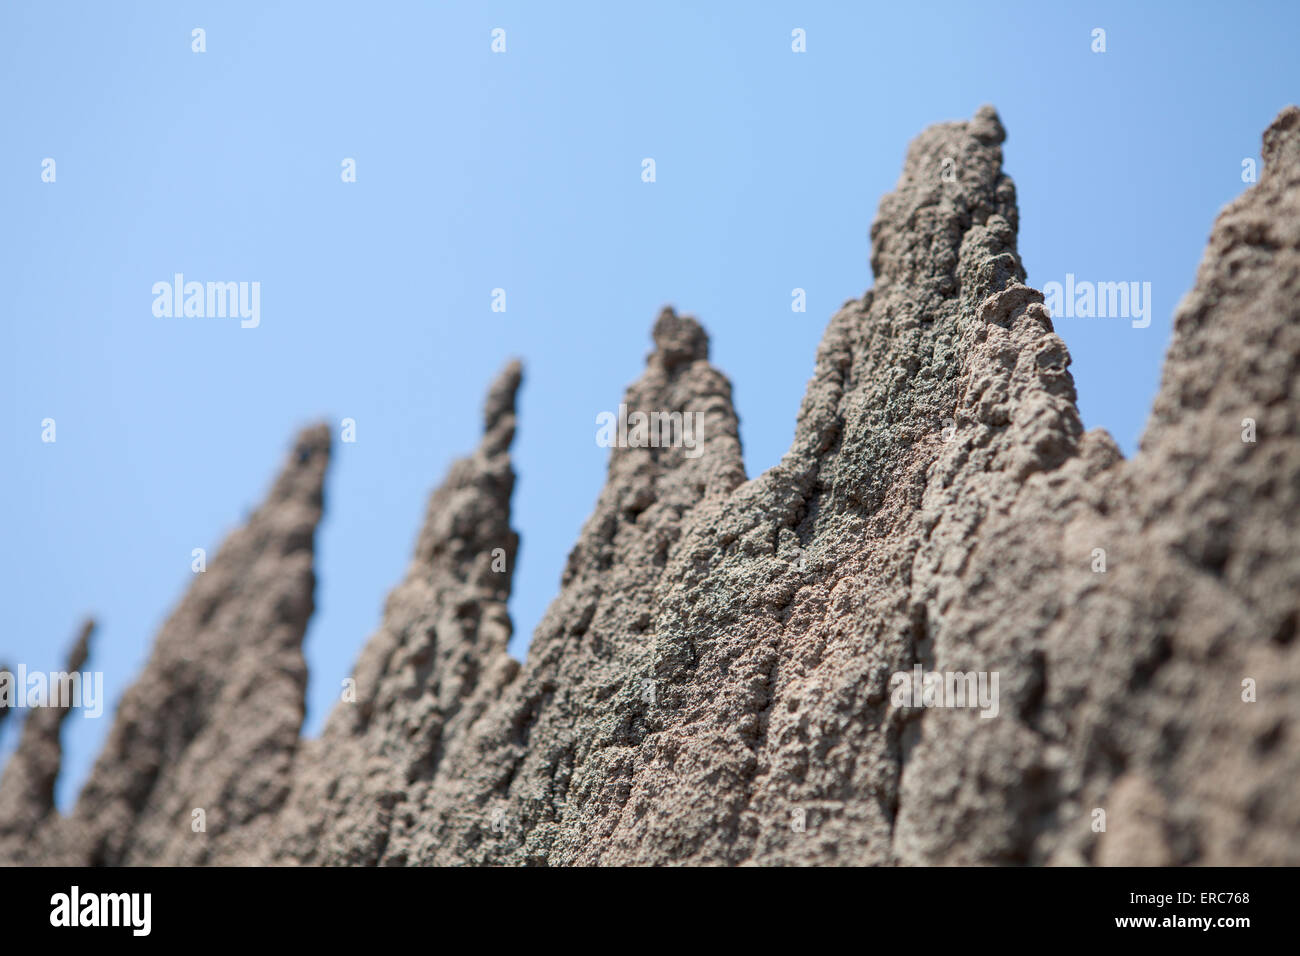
[0,620,94,863]
[58,425,330,865]
[271,362,525,865]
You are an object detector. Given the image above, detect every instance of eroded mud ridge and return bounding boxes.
[3,106,1298,866]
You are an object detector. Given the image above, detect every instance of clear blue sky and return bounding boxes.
[2,1,1296,809]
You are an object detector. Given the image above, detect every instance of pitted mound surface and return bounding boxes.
[3,107,1297,866]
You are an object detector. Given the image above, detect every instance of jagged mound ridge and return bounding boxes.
[2,106,1298,866]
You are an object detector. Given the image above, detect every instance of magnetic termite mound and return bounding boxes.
[4,106,1298,866]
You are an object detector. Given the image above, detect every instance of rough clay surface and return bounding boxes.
[2,106,1297,866]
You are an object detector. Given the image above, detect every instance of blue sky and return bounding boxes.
[2,1,1296,809]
